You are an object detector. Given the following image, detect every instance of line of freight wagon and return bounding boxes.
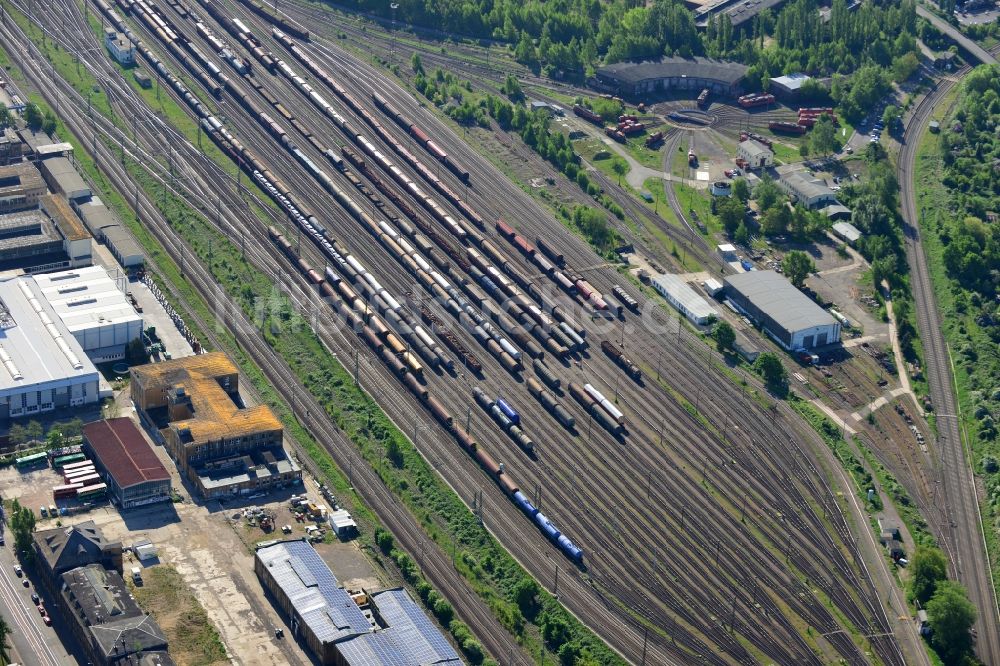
[200,3,580,374]
[185,6,555,374]
[119,0,592,389]
[265,28,597,351]
[371,91,470,183]
[271,29,485,229]
[91,0,589,564]
[270,227,585,564]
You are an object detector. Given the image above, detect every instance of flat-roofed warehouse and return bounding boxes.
[33,265,142,362]
[724,270,840,350]
[75,197,144,269]
[0,275,106,419]
[39,156,91,202]
[595,57,749,98]
[693,0,792,27]
[82,418,172,509]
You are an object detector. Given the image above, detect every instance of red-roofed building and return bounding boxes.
[82,418,172,509]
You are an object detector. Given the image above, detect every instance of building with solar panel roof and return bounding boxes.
[255,540,463,665]
[337,588,462,666]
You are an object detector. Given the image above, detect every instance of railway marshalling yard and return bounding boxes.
[0,0,947,664]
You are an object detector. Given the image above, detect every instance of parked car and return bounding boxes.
[42,615,51,627]
[31,592,39,604]
[37,604,46,616]
[13,565,22,577]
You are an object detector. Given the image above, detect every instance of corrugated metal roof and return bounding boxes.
[83,418,170,489]
[723,270,837,333]
[651,273,718,322]
[256,540,372,645]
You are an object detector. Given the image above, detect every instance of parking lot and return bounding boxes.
[0,437,383,665]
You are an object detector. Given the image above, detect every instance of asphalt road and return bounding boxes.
[0,532,72,666]
[915,5,999,65]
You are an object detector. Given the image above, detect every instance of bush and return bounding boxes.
[433,597,454,626]
[374,527,394,554]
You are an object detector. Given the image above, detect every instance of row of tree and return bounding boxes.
[347,0,922,85]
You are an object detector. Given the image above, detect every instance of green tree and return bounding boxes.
[611,159,626,186]
[512,578,541,618]
[783,250,816,288]
[892,52,920,82]
[753,175,782,211]
[386,438,403,467]
[0,103,11,128]
[762,206,791,236]
[7,423,27,447]
[433,597,454,626]
[734,222,750,247]
[716,196,744,236]
[23,102,43,131]
[927,581,976,664]
[0,613,10,666]
[9,499,36,562]
[41,110,57,136]
[24,420,43,444]
[410,53,424,75]
[754,352,788,394]
[732,178,750,203]
[713,321,736,352]
[809,115,839,156]
[881,104,902,130]
[46,429,65,451]
[910,546,949,605]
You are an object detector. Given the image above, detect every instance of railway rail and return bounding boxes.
[897,63,1000,663]
[25,0,920,662]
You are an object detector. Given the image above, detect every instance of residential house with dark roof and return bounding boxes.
[33,520,123,581]
[58,564,173,665]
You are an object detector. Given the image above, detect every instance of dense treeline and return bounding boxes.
[340,0,919,87]
[931,66,1000,448]
[938,66,1000,296]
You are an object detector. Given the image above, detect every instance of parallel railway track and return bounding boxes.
[20,0,920,662]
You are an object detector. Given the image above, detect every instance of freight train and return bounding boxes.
[236,0,310,39]
[769,121,808,134]
[473,388,535,454]
[573,104,603,126]
[601,340,642,381]
[371,92,470,183]
[91,0,589,564]
[737,93,775,108]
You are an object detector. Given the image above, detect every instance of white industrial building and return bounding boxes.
[0,276,104,419]
[652,273,718,325]
[33,266,142,362]
[724,270,840,350]
[779,171,837,209]
[737,139,774,168]
[832,221,862,244]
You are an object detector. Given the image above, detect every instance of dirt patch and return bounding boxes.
[130,565,228,666]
